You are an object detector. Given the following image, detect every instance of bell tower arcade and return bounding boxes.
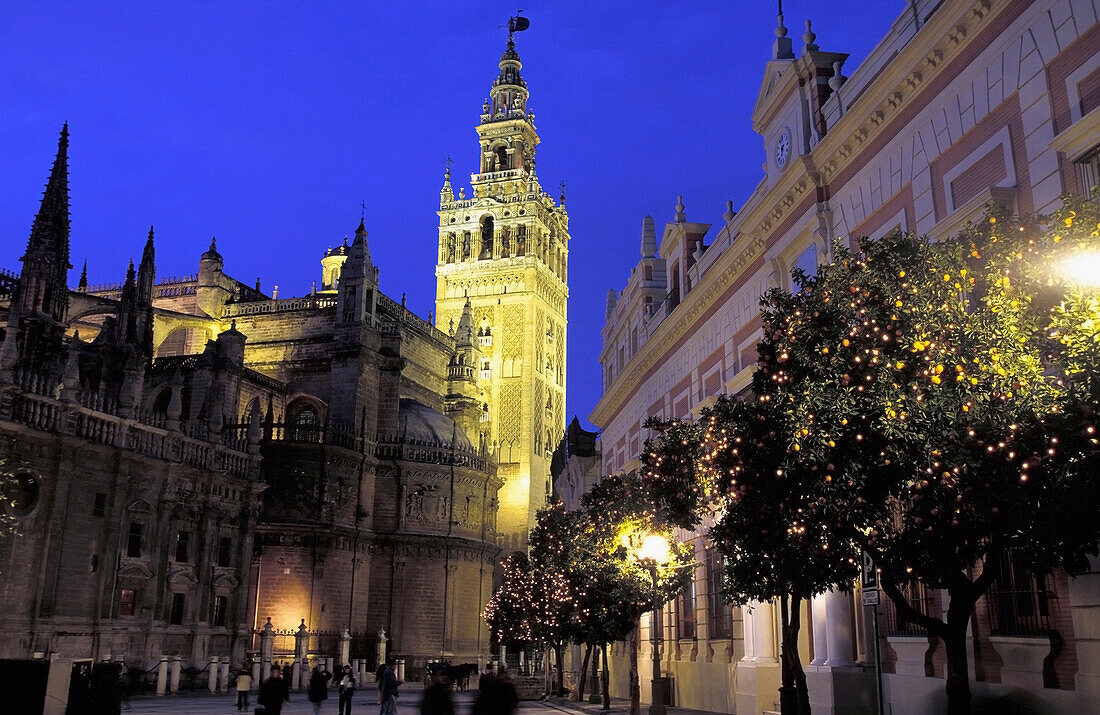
[435,29,569,550]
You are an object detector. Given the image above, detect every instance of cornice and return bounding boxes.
[815,0,998,184]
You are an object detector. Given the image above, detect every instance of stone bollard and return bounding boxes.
[156,656,169,696]
[218,660,230,692]
[208,656,219,693]
[252,660,261,691]
[395,658,405,683]
[169,656,181,694]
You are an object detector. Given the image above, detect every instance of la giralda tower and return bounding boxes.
[435,23,569,550]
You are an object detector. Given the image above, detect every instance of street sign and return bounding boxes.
[861,550,879,589]
[862,589,880,606]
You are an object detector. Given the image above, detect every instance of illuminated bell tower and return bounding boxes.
[435,29,569,550]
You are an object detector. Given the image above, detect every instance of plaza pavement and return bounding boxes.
[122,683,729,715]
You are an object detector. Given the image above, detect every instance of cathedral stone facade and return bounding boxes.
[0,33,559,674]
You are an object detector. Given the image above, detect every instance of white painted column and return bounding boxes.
[811,594,829,666]
[741,604,756,661]
[824,589,854,666]
[752,600,778,663]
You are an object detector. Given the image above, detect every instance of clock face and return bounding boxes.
[776,130,791,168]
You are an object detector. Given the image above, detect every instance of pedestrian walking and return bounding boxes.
[491,668,518,715]
[308,665,333,715]
[337,664,357,715]
[420,668,453,715]
[257,664,290,715]
[236,668,253,712]
[378,659,400,715]
[472,664,495,715]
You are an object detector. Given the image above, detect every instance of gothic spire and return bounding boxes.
[78,259,88,290]
[138,225,156,302]
[454,298,475,347]
[351,217,375,278]
[440,157,454,203]
[24,123,72,271]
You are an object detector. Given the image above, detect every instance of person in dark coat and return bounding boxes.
[258,665,291,715]
[420,669,454,715]
[472,664,495,715]
[337,664,357,715]
[378,659,400,715]
[308,665,333,715]
[491,668,519,715]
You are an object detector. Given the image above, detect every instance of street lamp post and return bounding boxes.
[647,561,664,715]
[635,533,671,715]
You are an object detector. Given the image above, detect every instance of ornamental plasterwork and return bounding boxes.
[816,0,993,183]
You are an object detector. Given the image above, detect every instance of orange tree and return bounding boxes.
[759,198,1100,714]
[646,197,1100,714]
[645,395,858,715]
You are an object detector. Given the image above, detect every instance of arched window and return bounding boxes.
[480,216,494,260]
[495,146,509,171]
[289,406,320,442]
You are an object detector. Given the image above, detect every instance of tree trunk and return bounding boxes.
[777,594,810,715]
[629,628,640,715]
[589,642,602,703]
[943,582,980,715]
[555,642,566,696]
[881,561,1000,715]
[576,643,594,701]
[778,595,796,715]
[601,643,611,711]
[790,595,811,715]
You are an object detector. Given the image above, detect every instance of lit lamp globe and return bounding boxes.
[637,533,671,564]
[1060,251,1100,288]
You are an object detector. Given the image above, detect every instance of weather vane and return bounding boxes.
[505,11,530,40]
[359,200,367,220]
[445,156,453,171]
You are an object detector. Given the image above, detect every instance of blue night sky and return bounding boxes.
[0,1,901,431]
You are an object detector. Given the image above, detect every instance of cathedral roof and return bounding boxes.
[398,398,474,452]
